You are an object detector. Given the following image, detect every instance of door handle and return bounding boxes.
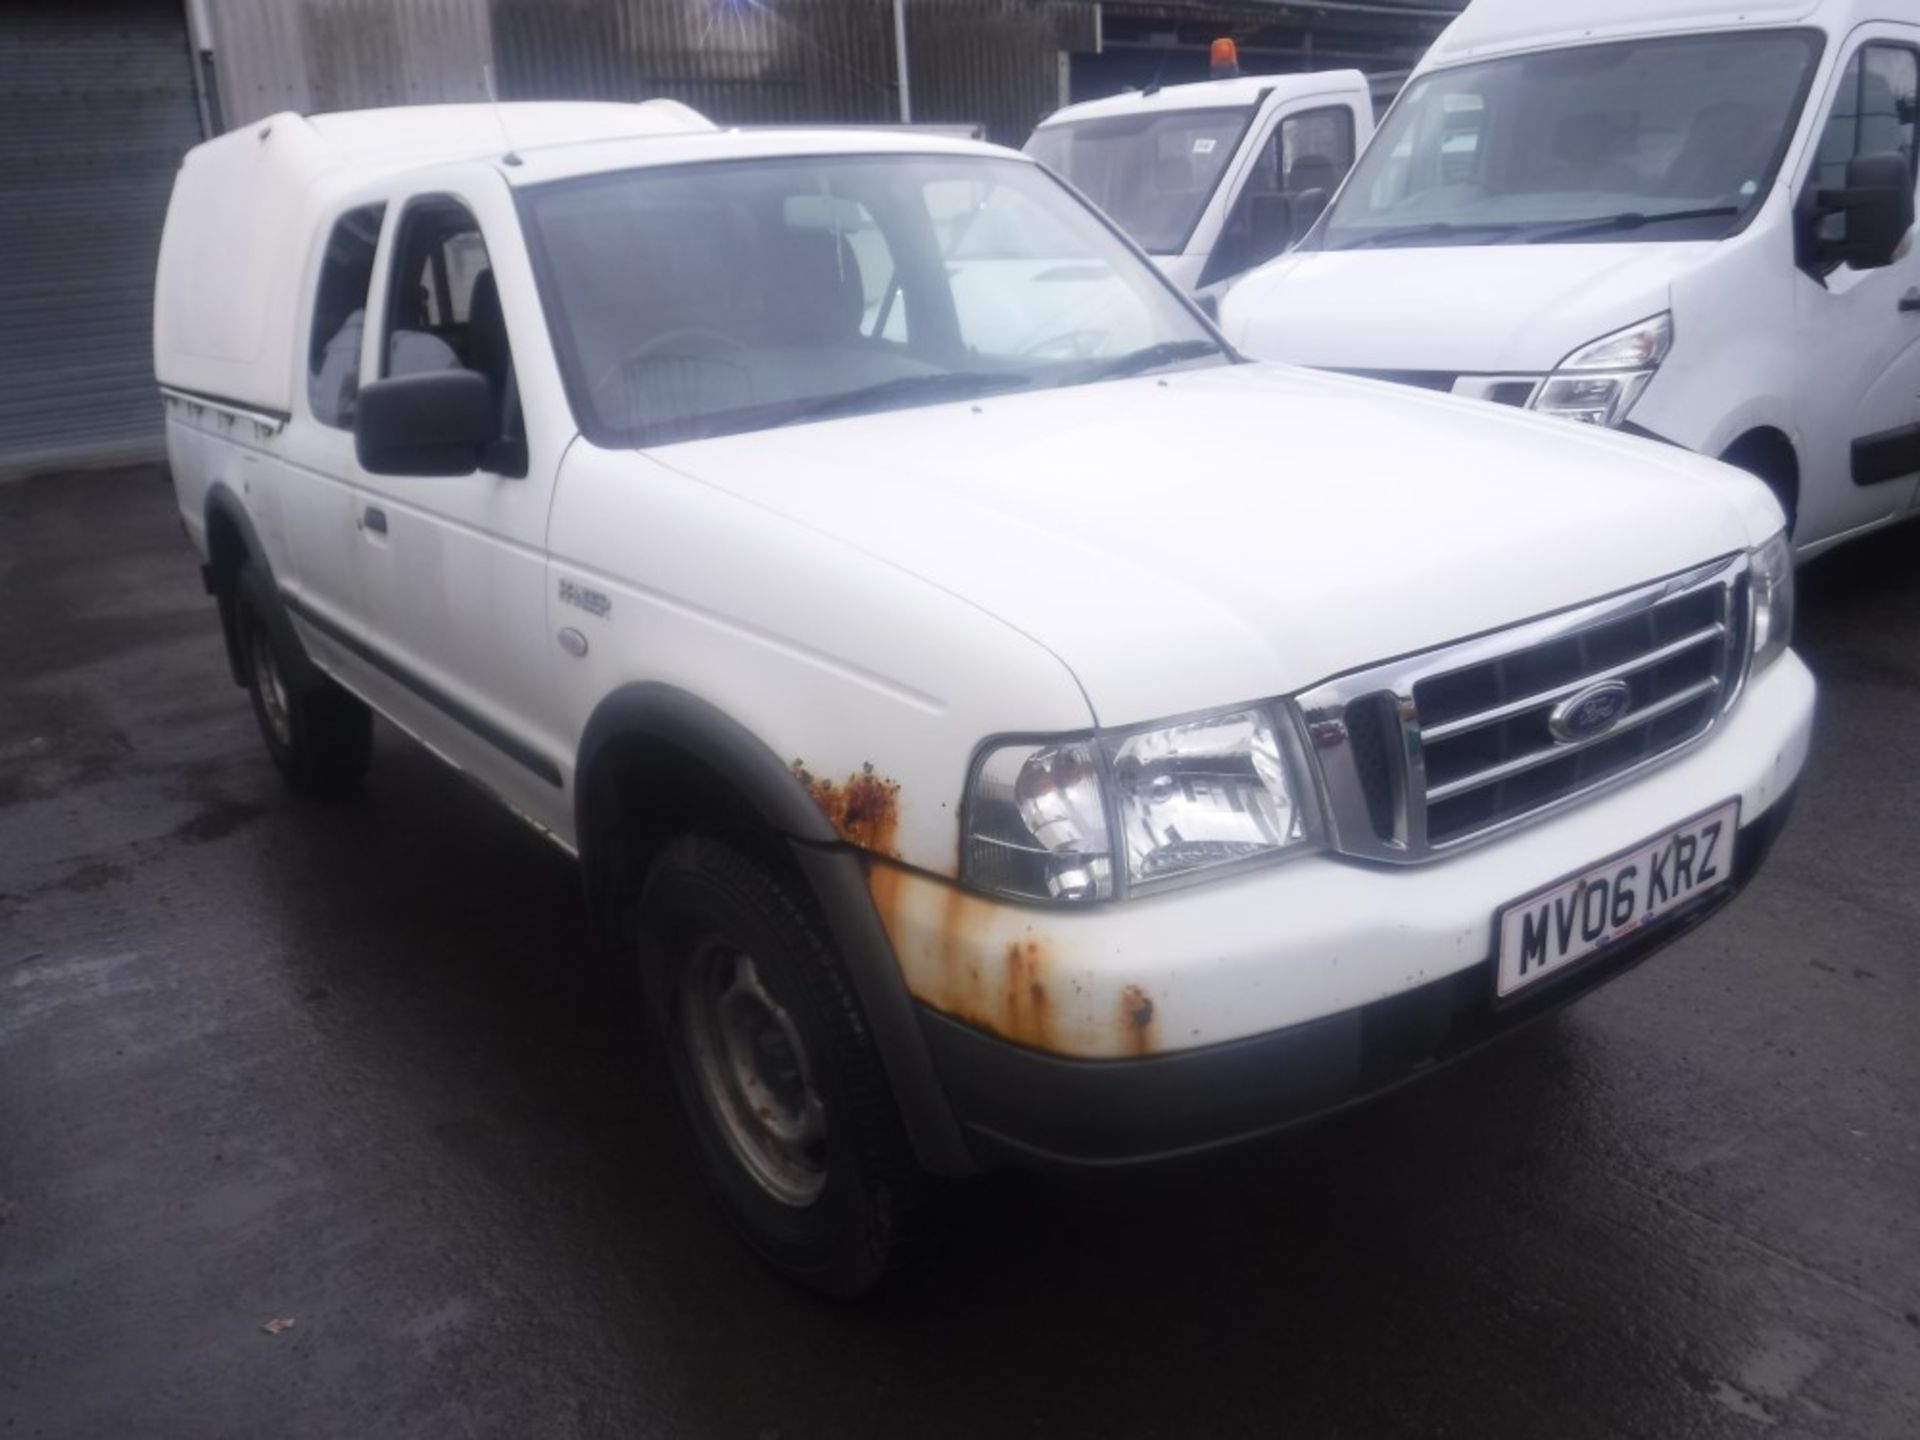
[362,506,388,535]
[1900,288,1920,314]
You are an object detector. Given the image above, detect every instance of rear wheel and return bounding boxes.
[634,833,929,1296]
[235,563,372,795]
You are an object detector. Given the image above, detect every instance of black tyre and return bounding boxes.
[1720,435,1798,536]
[635,833,929,1296]
[234,563,373,795]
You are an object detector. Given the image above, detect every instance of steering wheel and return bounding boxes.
[593,327,748,398]
[1022,329,1107,361]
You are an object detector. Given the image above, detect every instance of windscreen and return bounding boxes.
[1319,29,1825,250]
[1025,106,1257,254]
[522,153,1225,447]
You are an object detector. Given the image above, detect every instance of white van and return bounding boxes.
[156,101,1811,1294]
[1222,0,1920,558]
[1026,67,1375,297]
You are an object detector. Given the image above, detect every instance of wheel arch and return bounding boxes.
[1718,426,1801,534]
[203,486,326,692]
[203,485,266,686]
[573,682,975,1175]
[574,684,838,938]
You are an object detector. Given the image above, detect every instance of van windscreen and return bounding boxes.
[1319,29,1825,251]
[1025,106,1258,255]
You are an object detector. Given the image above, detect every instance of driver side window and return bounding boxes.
[1812,44,1919,244]
[383,196,525,474]
[1208,105,1357,281]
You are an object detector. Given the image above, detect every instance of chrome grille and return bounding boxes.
[1299,555,1752,862]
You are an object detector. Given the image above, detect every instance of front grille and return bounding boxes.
[1299,555,1751,862]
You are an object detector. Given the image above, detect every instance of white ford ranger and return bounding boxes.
[155,101,1813,1294]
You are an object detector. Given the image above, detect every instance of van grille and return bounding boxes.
[1298,555,1751,861]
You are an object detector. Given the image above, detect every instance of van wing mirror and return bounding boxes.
[1806,151,1915,272]
[1248,192,1295,263]
[354,370,496,477]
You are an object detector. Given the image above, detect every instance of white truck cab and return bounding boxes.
[157,101,1811,1295]
[1223,0,1920,559]
[1026,64,1375,298]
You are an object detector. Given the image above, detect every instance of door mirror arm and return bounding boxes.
[1798,151,1916,275]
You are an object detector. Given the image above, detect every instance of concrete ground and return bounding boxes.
[2,464,1916,1439]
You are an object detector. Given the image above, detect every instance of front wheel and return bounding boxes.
[635,833,930,1296]
[235,564,372,795]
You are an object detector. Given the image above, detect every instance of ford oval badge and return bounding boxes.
[1550,680,1633,744]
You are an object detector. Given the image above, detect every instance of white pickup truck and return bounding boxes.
[1223,0,1920,558]
[156,101,1812,1294]
[1026,67,1375,298]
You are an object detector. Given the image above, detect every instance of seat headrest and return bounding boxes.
[764,228,864,343]
[1286,154,1341,196]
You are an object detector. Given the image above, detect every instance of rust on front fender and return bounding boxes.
[791,761,900,856]
[864,858,1160,1058]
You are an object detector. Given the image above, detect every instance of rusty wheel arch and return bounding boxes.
[574,684,839,950]
[572,683,976,1176]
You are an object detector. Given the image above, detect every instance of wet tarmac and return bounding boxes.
[2,464,1916,1438]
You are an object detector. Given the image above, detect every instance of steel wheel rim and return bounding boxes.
[249,618,292,747]
[679,939,828,1208]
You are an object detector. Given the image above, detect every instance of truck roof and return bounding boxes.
[296,99,717,169]
[1033,69,1369,128]
[1426,0,1834,67]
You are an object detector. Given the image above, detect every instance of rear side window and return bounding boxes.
[306,204,386,428]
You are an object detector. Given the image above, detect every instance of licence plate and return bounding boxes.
[1496,801,1740,999]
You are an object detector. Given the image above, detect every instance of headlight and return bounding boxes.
[963,706,1315,903]
[1531,313,1673,428]
[1748,530,1794,675]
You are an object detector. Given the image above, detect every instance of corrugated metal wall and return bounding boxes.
[204,0,1097,147]
[490,0,899,127]
[0,2,202,478]
[906,0,1097,145]
[203,0,494,119]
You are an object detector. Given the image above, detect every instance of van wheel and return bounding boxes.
[1719,433,1799,537]
[634,833,929,1297]
[235,563,372,794]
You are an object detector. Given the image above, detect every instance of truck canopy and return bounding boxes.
[153,101,711,415]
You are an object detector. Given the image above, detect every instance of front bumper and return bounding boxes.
[858,653,1813,1171]
[928,788,1796,1169]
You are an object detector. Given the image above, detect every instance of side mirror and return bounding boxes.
[354,370,496,477]
[1807,151,1915,272]
[1248,192,1295,263]
[1289,187,1332,240]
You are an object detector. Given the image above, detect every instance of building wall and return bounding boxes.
[0,1,202,477]
[201,0,1097,147]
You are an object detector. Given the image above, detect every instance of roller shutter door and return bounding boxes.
[0,3,202,479]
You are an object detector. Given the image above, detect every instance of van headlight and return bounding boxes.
[1531,313,1673,428]
[1749,530,1795,675]
[963,707,1315,903]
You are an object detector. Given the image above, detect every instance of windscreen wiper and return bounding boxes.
[1335,220,1528,250]
[1524,206,1742,244]
[1075,339,1225,382]
[782,370,1034,424]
